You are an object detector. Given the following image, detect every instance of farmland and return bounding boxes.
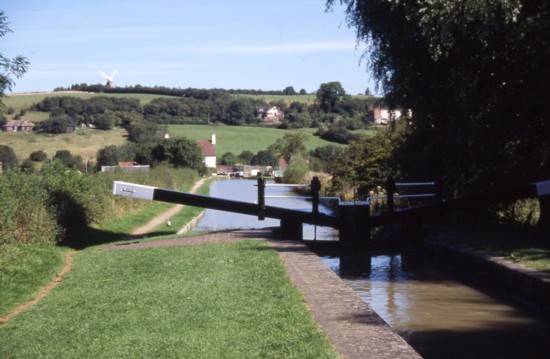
[168,124,339,154]
[0,128,127,160]
[4,91,170,112]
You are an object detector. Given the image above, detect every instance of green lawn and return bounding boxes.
[4,91,170,112]
[0,241,335,358]
[0,127,128,160]
[168,124,339,154]
[0,244,67,316]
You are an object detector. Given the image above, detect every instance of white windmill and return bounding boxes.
[98,70,118,88]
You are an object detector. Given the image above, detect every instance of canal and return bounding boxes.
[195,179,550,358]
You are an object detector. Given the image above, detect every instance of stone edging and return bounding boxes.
[424,238,550,311]
[269,240,421,359]
[176,210,205,235]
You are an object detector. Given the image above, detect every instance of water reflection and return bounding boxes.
[322,253,550,359]
[195,178,338,240]
[196,178,550,358]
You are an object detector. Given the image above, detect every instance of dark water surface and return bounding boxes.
[196,179,550,358]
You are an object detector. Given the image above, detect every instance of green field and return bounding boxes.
[0,241,335,358]
[4,91,170,112]
[0,127,127,160]
[168,124,338,154]
[234,93,317,104]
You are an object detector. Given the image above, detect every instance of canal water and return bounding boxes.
[195,179,550,358]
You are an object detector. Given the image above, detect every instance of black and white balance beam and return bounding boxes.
[112,181,339,227]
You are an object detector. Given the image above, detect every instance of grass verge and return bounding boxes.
[0,244,67,316]
[0,240,335,358]
[151,178,213,236]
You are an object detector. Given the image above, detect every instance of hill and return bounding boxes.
[168,124,339,155]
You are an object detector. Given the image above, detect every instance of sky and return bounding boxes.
[2,0,376,94]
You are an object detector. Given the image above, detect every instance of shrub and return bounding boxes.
[0,145,18,170]
[283,154,308,184]
[29,150,47,162]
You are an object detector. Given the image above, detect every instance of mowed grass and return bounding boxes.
[168,124,338,154]
[0,244,67,316]
[0,127,127,160]
[4,91,170,111]
[0,241,335,358]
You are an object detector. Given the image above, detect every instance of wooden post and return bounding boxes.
[257,176,265,220]
[338,201,370,249]
[311,176,321,218]
[435,177,443,204]
[385,176,395,213]
[539,196,550,229]
[280,218,302,240]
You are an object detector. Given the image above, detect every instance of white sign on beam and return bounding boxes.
[112,181,156,200]
[535,180,550,196]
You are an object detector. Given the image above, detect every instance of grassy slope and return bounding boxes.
[0,127,128,160]
[0,244,67,316]
[4,92,169,111]
[168,124,338,154]
[0,241,335,358]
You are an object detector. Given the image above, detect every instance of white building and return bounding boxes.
[197,133,216,168]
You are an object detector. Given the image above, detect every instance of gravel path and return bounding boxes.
[131,177,207,236]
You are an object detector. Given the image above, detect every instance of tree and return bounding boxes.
[29,150,47,162]
[329,0,550,198]
[165,138,206,174]
[283,154,308,184]
[251,150,277,166]
[268,132,307,162]
[127,121,165,143]
[299,89,307,95]
[316,82,347,112]
[225,98,259,125]
[35,115,75,134]
[283,86,296,95]
[238,150,254,165]
[0,145,17,169]
[0,12,29,114]
[220,152,237,166]
[365,87,371,96]
[53,150,84,170]
[96,145,119,167]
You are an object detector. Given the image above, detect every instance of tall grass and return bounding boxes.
[0,164,197,246]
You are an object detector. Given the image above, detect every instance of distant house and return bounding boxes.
[197,133,216,168]
[370,105,409,125]
[257,106,284,125]
[2,119,35,132]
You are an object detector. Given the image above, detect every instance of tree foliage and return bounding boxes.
[0,11,29,115]
[0,145,18,169]
[330,0,550,195]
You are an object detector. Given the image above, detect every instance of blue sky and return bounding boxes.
[2,0,375,94]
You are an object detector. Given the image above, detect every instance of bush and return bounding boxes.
[0,145,18,170]
[283,154,308,184]
[29,150,47,162]
[0,171,59,245]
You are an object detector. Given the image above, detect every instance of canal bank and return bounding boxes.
[195,179,550,358]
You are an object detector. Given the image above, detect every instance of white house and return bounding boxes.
[371,105,411,125]
[197,133,216,168]
[257,106,284,125]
